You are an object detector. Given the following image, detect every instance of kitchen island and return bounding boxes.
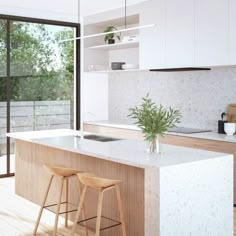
[8,129,233,236]
[84,120,236,205]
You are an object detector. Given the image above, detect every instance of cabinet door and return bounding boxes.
[165,0,195,67]
[195,0,228,66]
[229,0,236,65]
[139,0,165,69]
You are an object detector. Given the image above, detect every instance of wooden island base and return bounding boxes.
[15,140,144,236]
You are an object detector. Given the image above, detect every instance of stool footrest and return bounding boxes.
[44,202,78,215]
[77,215,121,232]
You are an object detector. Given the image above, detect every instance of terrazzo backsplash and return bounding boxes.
[108,67,236,131]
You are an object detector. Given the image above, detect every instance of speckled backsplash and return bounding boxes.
[108,67,236,131]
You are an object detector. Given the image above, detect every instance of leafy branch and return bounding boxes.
[128,94,182,144]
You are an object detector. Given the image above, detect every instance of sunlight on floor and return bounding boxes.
[0,177,89,236]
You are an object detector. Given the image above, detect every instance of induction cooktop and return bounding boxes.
[168,127,211,134]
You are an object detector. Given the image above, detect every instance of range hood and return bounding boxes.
[150,67,211,72]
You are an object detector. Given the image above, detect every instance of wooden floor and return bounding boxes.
[0,177,89,236]
[0,177,235,235]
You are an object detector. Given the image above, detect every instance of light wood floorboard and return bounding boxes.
[0,177,89,236]
[0,177,235,235]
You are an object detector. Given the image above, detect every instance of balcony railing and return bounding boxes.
[0,100,73,156]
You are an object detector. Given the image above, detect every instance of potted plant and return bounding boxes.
[128,94,181,154]
[104,26,121,44]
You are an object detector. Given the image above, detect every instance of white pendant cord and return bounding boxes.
[125,0,127,29]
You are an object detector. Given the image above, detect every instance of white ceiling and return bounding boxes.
[0,0,79,22]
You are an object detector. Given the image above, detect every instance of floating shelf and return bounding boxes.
[87,41,139,51]
[85,68,148,73]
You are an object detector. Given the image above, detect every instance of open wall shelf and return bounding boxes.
[83,13,140,73]
[87,41,139,51]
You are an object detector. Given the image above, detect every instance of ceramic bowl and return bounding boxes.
[224,123,236,135]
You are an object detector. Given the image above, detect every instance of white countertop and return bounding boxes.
[7,129,231,169]
[84,120,236,144]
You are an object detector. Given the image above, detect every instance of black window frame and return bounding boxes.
[0,14,80,178]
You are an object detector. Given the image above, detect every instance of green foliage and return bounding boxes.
[128,94,182,144]
[104,26,121,43]
[55,30,74,74]
[0,20,75,102]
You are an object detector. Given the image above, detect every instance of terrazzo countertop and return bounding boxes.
[84,120,236,144]
[7,129,231,169]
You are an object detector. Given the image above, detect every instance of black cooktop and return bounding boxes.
[168,127,211,134]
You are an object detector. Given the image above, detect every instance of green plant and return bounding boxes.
[128,94,181,151]
[104,26,121,43]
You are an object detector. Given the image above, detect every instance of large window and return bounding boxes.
[0,15,79,177]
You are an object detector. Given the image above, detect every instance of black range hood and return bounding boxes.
[150,67,211,72]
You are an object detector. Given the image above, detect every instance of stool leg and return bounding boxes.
[95,191,104,236]
[53,177,64,236]
[71,186,88,236]
[115,185,127,236]
[65,178,69,227]
[77,180,89,236]
[33,175,54,235]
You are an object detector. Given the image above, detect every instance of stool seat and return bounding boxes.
[78,173,122,189]
[44,164,80,177]
[72,173,126,236]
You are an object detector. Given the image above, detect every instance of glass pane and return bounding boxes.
[0,19,7,175]
[9,21,76,173]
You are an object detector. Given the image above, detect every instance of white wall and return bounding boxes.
[0,0,79,22]
[81,73,109,122]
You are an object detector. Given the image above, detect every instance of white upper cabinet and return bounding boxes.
[165,0,195,67]
[140,0,231,69]
[139,0,165,69]
[140,0,195,69]
[229,0,236,65]
[195,0,229,66]
[80,0,147,16]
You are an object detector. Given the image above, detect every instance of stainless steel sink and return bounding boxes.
[83,134,121,142]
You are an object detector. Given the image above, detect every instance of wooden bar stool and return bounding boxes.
[71,173,127,236]
[33,164,88,236]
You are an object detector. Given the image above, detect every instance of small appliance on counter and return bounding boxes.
[218,112,228,134]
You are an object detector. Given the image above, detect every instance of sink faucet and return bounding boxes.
[80,112,95,139]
